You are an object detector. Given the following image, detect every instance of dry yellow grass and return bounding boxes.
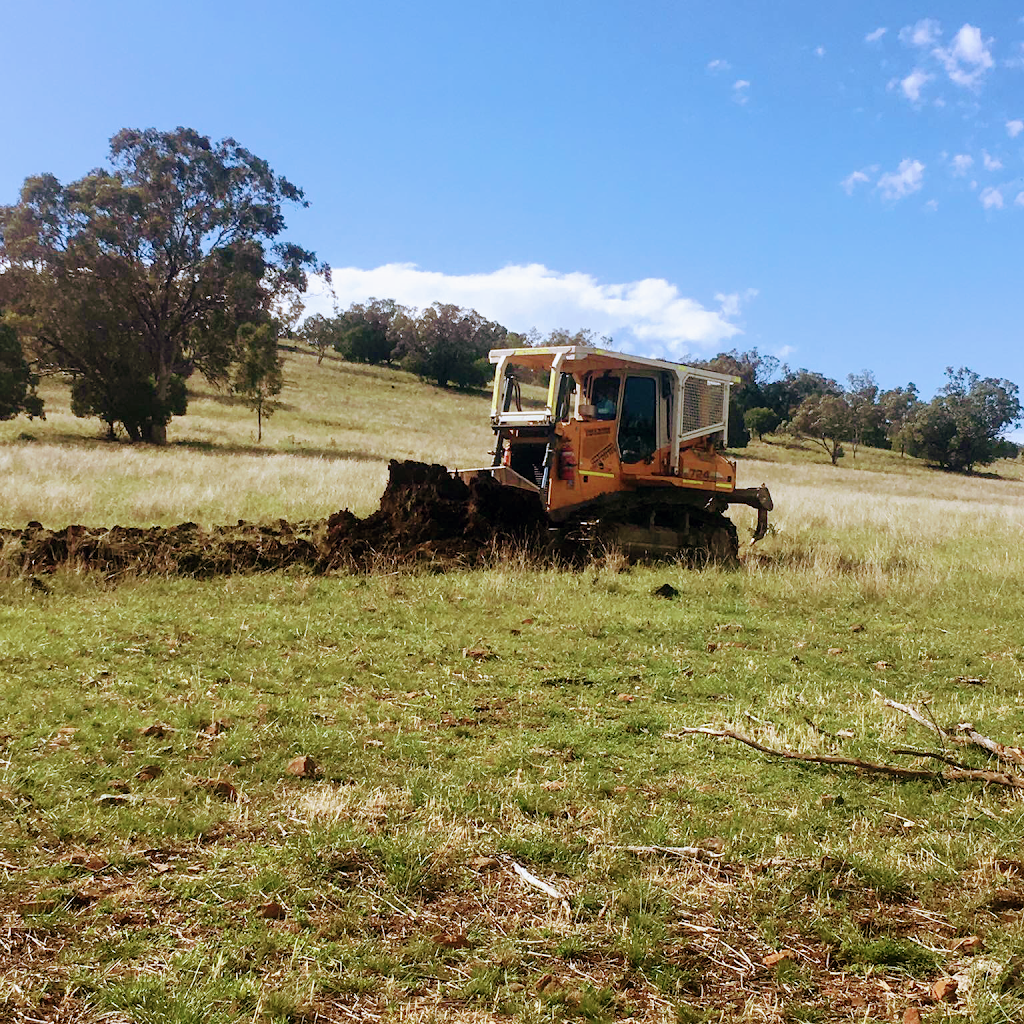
[0,348,494,527]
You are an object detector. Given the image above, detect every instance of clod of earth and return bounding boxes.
[259,901,287,920]
[286,755,319,777]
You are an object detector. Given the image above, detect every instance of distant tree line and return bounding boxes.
[299,302,607,389]
[693,349,1021,472]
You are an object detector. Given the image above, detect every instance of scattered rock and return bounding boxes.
[827,647,844,656]
[259,901,286,920]
[902,1008,922,1024]
[955,676,985,686]
[873,660,891,670]
[135,764,162,782]
[953,935,984,954]
[138,723,170,738]
[652,583,679,599]
[286,755,319,778]
[850,623,865,633]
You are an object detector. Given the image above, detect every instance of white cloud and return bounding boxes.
[934,23,994,89]
[877,158,925,200]
[814,46,825,58]
[925,199,939,211]
[732,79,750,104]
[900,19,942,49]
[1016,192,1024,206]
[865,27,887,44]
[302,264,749,358]
[1007,119,1024,137]
[980,186,1004,209]
[899,69,933,102]
[982,149,1003,170]
[840,169,871,194]
[707,58,731,73]
[951,153,974,176]
[715,289,758,319]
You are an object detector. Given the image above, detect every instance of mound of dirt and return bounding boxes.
[0,461,550,578]
[322,461,548,570]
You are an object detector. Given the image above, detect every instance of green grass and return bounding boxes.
[2,352,1024,1021]
[2,561,1023,1022]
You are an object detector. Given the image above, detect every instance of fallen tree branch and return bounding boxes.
[891,747,975,771]
[956,724,1024,769]
[883,699,944,738]
[669,727,1024,789]
[884,700,1024,770]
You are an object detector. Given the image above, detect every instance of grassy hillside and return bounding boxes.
[2,350,1024,1023]
[0,348,497,526]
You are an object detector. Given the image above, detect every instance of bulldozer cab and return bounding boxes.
[487,346,734,478]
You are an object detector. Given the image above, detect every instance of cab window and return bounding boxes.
[591,375,620,420]
[618,376,658,464]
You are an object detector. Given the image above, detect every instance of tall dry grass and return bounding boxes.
[735,456,1024,601]
[0,348,494,526]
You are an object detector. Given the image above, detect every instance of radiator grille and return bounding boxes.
[681,377,727,436]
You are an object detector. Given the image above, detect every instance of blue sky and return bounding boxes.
[4,1,1023,405]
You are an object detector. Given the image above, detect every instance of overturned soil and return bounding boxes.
[0,461,551,578]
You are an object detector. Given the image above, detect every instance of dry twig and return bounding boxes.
[669,727,1024,789]
[884,699,1024,770]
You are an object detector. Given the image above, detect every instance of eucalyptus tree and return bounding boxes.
[0,127,323,442]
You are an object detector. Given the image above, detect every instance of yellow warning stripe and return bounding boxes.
[583,470,616,479]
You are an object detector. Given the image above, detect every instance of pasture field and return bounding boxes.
[1,350,1023,1023]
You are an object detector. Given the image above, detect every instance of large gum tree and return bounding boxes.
[0,127,324,443]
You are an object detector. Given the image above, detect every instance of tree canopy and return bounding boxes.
[391,303,507,388]
[904,368,1021,471]
[0,127,323,442]
[787,393,853,465]
[0,320,44,422]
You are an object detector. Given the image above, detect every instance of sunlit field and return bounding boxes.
[3,346,1024,1024]
[0,348,494,525]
